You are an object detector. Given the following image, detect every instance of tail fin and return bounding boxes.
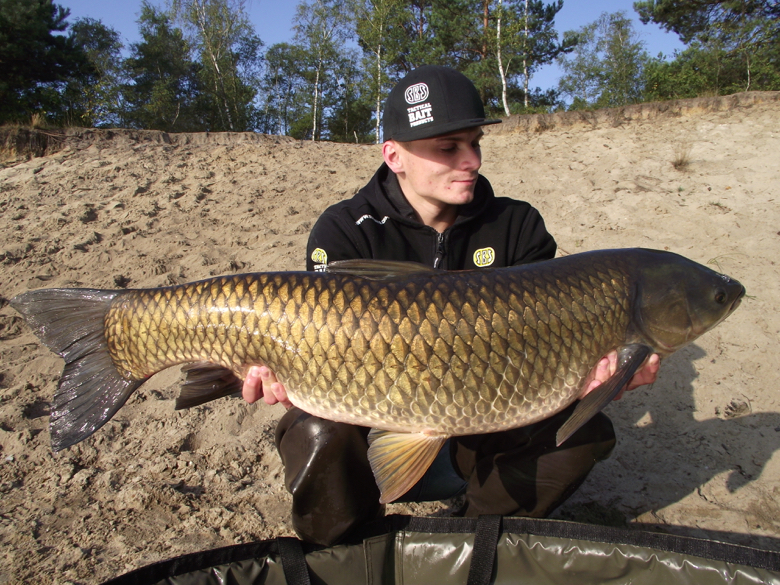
[10,288,142,451]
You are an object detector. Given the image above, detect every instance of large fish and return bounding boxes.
[10,248,744,503]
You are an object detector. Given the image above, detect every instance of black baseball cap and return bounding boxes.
[383,65,501,142]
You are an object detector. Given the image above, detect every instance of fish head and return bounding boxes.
[632,250,745,356]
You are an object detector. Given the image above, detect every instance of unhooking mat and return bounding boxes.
[103,515,780,585]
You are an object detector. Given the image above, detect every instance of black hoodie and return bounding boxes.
[306,164,556,271]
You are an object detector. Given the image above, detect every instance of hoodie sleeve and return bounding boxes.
[511,206,557,265]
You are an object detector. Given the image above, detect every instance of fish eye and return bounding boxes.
[714,290,727,304]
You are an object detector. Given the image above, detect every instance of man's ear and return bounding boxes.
[383,140,404,173]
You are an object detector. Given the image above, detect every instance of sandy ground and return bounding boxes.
[0,92,779,584]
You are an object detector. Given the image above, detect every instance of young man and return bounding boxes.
[243,66,659,545]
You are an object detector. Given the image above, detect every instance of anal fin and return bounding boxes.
[367,429,448,504]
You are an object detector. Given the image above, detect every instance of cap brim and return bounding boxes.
[389,118,502,142]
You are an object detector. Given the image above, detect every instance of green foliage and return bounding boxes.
[259,42,312,136]
[645,42,780,101]
[122,2,204,132]
[25,0,779,136]
[350,0,406,142]
[60,17,124,127]
[635,0,780,95]
[0,0,91,124]
[634,0,779,45]
[171,0,263,131]
[0,0,575,136]
[324,50,376,142]
[293,0,352,140]
[347,0,569,138]
[557,12,649,109]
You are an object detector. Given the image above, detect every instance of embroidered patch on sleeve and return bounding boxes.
[311,248,328,264]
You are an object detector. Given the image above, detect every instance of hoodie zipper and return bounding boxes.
[433,232,446,268]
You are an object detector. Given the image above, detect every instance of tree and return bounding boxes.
[122,2,204,131]
[494,0,575,114]
[557,12,649,109]
[355,0,570,120]
[350,0,405,142]
[324,49,375,142]
[293,0,351,140]
[350,0,486,137]
[60,17,123,127]
[634,0,780,44]
[259,42,310,136]
[635,0,780,92]
[0,0,90,123]
[171,0,263,131]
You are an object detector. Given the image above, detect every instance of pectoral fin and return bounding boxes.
[367,429,448,504]
[175,363,244,409]
[556,344,652,447]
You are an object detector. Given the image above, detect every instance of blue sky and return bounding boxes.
[61,0,685,91]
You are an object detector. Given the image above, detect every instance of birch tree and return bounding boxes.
[493,0,574,114]
[293,0,350,141]
[351,0,404,142]
[170,0,262,131]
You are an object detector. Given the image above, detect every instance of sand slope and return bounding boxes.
[1,92,779,583]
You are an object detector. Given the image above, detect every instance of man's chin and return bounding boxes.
[450,189,475,204]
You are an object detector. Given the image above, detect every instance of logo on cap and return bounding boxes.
[404,83,429,104]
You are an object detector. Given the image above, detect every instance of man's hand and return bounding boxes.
[242,366,292,408]
[581,351,660,400]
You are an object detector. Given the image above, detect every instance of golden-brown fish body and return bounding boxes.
[107,264,627,436]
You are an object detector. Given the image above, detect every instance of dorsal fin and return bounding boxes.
[326,259,435,280]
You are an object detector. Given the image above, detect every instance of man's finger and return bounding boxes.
[242,366,263,404]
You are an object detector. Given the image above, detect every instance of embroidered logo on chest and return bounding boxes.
[473,247,495,267]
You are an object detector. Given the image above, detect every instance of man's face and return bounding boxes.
[390,127,483,209]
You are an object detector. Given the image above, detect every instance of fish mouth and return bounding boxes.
[729,286,746,313]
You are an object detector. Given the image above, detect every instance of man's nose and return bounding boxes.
[460,146,481,170]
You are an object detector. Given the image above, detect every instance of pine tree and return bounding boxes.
[0,0,90,123]
[61,17,123,127]
[122,2,204,131]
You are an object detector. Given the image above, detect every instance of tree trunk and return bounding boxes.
[312,60,320,141]
[482,0,489,58]
[375,45,382,143]
[496,0,510,116]
[523,0,529,109]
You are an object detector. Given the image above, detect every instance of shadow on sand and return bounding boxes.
[554,344,780,551]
